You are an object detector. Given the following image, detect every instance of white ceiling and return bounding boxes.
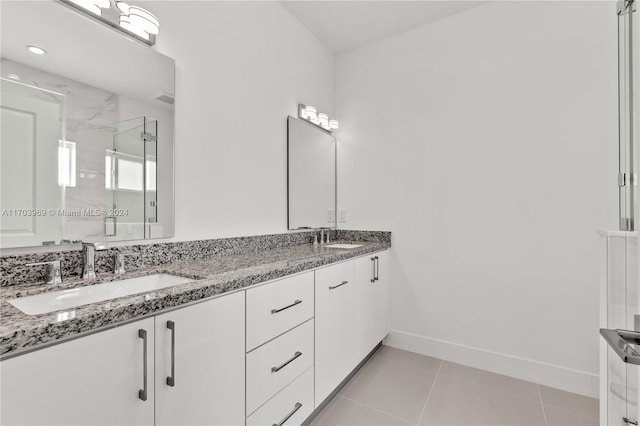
[281,1,488,54]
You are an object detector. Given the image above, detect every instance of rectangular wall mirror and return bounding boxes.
[0,1,175,250]
[287,116,336,230]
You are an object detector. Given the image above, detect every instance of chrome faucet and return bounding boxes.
[113,252,139,275]
[82,242,104,281]
[26,260,63,284]
[318,228,331,245]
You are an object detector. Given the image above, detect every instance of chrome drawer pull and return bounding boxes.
[375,256,380,281]
[271,300,302,314]
[371,257,375,283]
[272,402,302,426]
[138,329,148,401]
[166,320,176,387]
[271,351,302,373]
[329,280,348,290]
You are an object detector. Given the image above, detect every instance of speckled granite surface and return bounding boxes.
[0,231,390,357]
[1,231,345,287]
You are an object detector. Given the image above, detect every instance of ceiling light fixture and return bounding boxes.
[26,45,47,55]
[298,104,339,133]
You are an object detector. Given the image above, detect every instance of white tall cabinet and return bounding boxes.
[354,251,389,362]
[314,260,356,406]
[155,292,245,426]
[1,318,155,426]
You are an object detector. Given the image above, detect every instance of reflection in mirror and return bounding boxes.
[287,116,336,230]
[1,79,65,248]
[0,1,175,250]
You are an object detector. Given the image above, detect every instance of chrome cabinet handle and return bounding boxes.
[375,256,380,281]
[272,402,302,426]
[166,320,176,387]
[271,351,302,373]
[371,257,376,283]
[138,329,148,401]
[271,300,302,314]
[624,417,639,425]
[600,328,640,365]
[329,280,348,290]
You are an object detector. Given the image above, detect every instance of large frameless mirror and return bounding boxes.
[287,116,336,230]
[0,0,175,250]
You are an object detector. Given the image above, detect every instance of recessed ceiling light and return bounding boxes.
[26,45,47,55]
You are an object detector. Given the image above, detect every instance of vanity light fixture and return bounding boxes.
[298,104,339,133]
[117,2,160,39]
[68,0,109,15]
[59,0,159,46]
[26,45,47,55]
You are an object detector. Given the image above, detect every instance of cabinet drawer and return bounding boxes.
[246,272,314,350]
[315,260,354,293]
[247,319,314,415]
[246,367,314,426]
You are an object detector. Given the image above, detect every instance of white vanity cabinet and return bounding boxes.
[1,247,391,426]
[314,260,356,406]
[0,318,156,426]
[245,272,316,426]
[354,251,390,362]
[154,291,245,426]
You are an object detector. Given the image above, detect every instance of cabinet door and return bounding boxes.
[374,251,390,343]
[155,292,245,426]
[1,318,155,426]
[315,260,355,407]
[354,251,390,363]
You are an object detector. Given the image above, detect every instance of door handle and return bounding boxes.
[166,320,176,387]
[371,257,375,283]
[375,256,379,281]
[600,328,640,365]
[138,329,148,401]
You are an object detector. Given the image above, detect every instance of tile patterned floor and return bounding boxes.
[310,346,598,426]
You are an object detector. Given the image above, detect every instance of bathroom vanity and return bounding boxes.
[0,231,391,426]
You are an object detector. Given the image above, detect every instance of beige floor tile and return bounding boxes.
[438,361,540,401]
[374,345,443,373]
[539,385,599,418]
[419,376,546,426]
[543,404,599,426]
[310,395,413,426]
[339,356,437,423]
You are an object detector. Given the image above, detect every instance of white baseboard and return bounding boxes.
[384,330,599,399]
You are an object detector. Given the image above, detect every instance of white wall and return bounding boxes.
[335,1,618,397]
[149,1,334,241]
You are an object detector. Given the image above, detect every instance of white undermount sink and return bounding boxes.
[9,274,192,315]
[324,243,364,249]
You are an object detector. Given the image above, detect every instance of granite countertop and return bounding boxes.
[0,240,390,357]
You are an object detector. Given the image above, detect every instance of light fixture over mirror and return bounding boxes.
[298,104,339,132]
[60,0,160,45]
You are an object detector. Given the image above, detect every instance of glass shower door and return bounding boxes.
[605,1,640,425]
[105,117,157,241]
